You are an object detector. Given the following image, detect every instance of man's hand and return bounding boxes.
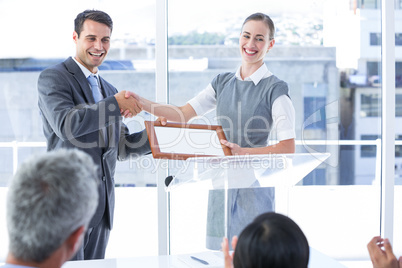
[367,236,402,268]
[124,90,140,100]
[115,90,142,118]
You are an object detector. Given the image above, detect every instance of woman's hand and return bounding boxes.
[155,116,167,126]
[220,140,244,155]
[222,236,238,268]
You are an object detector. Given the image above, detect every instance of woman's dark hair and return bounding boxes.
[74,9,113,37]
[233,212,309,268]
[242,12,275,40]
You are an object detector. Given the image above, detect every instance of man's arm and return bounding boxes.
[117,123,151,161]
[38,68,140,141]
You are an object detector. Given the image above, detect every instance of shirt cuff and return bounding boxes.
[187,98,203,116]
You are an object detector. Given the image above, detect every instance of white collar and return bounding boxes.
[235,63,272,86]
[72,57,99,79]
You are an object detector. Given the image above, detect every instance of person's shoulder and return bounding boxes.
[40,58,69,75]
[266,74,286,85]
[217,72,235,79]
[218,72,236,80]
[212,72,235,85]
[40,58,78,79]
[260,75,289,99]
[264,75,288,90]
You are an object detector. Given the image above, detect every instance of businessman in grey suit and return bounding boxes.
[37,9,150,260]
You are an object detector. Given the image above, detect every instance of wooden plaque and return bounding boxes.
[144,121,232,160]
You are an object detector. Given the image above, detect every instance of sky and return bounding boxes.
[0,0,327,58]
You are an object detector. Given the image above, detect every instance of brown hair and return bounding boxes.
[242,13,275,40]
[74,9,113,37]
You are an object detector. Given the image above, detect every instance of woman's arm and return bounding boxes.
[141,98,197,123]
[124,91,197,122]
[221,138,295,155]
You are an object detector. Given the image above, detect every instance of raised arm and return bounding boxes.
[367,236,401,268]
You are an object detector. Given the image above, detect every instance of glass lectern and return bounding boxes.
[167,153,330,251]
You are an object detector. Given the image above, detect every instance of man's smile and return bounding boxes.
[89,51,104,57]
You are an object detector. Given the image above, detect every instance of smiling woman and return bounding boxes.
[239,15,275,80]
[129,11,295,252]
[166,0,400,264]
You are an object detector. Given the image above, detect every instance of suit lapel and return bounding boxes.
[99,77,115,98]
[64,57,114,150]
[99,77,117,149]
[64,57,95,103]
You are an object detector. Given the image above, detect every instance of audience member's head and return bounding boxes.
[227,212,309,268]
[5,149,99,267]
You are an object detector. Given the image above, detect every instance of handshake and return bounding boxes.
[114,90,143,118]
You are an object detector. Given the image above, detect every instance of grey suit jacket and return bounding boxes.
[37,57,150,229]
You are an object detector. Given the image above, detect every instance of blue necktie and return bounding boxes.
[87,75,107,146]
[87,75,103,102]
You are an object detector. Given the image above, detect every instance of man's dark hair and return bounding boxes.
[233,212,309,268]
[74,9,113,37]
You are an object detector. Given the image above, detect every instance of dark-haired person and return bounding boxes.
[127,12,295,248]
[37,10,151,260]
[1,149,99,268]
[222,212,309,268]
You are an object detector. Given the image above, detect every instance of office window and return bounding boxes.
[370,33,381,46]
[397,62,402,87]
[303,83,328,132]
[397,94,402,116]
[396,135,402,158]
[360,134,378,157]
[369,33,402,46]
[357,0,380,9]
[367,61,380,76]
[360,93,402,117]
[360,93,380,117]
[396,33,402,45]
